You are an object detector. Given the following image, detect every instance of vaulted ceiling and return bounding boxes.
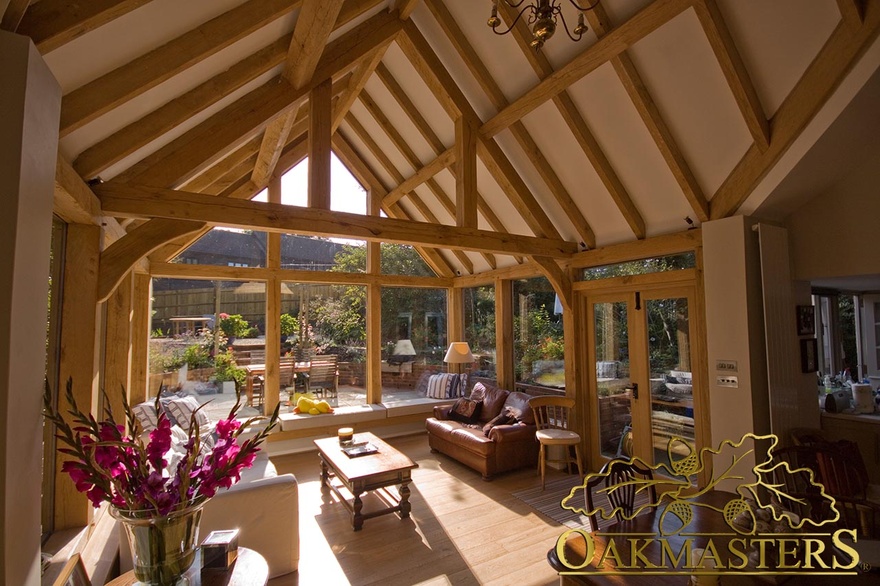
[7,0,880,284]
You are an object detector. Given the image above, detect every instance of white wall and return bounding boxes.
[0,31,61,586]
[703,216,771,488]
[787,146,880,281]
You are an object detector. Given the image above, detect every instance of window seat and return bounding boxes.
[277,399,455,432]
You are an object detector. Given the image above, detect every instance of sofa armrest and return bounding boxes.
[433,405,452,419]
[489,423,537,443]
[201,474,299,578]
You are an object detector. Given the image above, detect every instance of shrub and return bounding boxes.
[182,344,212,369]
[217,314,249,339]
[213,349,246,386]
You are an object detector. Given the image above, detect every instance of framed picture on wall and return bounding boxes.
[800,338,818,373]
[796,305,815,336]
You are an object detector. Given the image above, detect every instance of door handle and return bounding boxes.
[627,383,639,399]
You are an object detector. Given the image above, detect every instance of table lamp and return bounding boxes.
[444,342,474,374]
[390,339,416,364]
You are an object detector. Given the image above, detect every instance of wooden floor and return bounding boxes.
[266,433,567,586]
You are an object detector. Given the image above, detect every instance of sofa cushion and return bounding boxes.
[448,397,481,423]
[450,427,497,457]
[502,391,535,425]
[477,386,510,423]
[425,417,461,441]
[164,395,211,432]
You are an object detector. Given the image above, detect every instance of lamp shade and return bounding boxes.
[392,339,416,356]
[444,342,474,364]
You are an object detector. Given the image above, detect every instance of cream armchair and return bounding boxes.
[200,453,299,578]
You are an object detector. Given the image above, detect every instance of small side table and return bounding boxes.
[106,547,268,586]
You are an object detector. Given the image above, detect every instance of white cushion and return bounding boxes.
[164,395,211,432]
[132,401,159,433]
[536,428,580,444]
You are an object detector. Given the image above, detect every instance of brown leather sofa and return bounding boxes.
[425,383,539,480]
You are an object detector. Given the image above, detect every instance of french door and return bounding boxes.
[587,285,704,478]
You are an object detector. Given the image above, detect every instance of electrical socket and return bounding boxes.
[716,375,738,388]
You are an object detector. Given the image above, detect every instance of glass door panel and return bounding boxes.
[645,296,695,470]
[593,300,633,459]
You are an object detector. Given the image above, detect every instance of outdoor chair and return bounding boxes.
[529,396,583,490]
[307,355,338,400]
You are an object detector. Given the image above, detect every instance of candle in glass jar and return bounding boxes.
[338,427,354,444]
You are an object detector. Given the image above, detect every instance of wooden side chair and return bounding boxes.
[584,458,657,530]
[529,396,584,490]
[307,355,338,400]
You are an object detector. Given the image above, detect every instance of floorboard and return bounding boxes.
[267,433,570,586]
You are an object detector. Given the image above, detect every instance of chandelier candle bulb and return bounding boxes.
[338,427,354,444]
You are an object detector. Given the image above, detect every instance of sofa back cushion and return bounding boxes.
[502,391,536,425]
[474,384,510,423]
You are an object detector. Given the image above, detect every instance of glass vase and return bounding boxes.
[111,500,205,585]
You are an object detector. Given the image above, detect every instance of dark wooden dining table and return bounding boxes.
[551,491,876,585]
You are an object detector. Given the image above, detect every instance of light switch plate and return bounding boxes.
[716,375,738,388]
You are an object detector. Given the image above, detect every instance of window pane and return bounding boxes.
[463,285,496,379]
[381,243,435,277]
[513,277,564,391]
[172,228,268,268]
[282,281,367,407]
[381,287,448,402]
[281,235,363,272]
[150,278,266,421]
[581,252,695,281]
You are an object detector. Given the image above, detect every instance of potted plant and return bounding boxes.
[213,349,246,394]
[216,313,249,346]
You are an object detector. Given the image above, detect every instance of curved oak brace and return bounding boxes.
[97,218,205,302]
[531,256,573,313]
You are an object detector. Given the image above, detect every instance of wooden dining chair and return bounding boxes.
[529,396,583,490]
[584,458,657,531]
[307,355,338,400]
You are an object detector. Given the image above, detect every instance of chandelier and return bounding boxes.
[487,0,601,50]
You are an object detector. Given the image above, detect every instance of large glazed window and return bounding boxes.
[463,285,496,380]
[513,276,564,391]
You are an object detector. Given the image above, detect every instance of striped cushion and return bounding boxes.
[132,402,159,433]
[164,395,210,432]
[426,373,456,399]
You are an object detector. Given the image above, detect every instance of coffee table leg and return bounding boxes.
[399,481,411,519]
[320,457,329,488]
[353,491,364,531]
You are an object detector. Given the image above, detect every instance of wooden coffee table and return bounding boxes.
[314,432,418,531]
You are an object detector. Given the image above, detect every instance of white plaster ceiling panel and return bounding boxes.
[626,8,752,198]
[439,0,542,104]
[409,3,498,122]
[491,127,579,242]
[410,183,454,225]
[565,62,693,241]
[327,1,385,43]
[602,0,657,27]
[65,70,279,182]
[518,100,633,245]
[338,121,397,192]
[382,44,455,148]
[466,251,493,275]
[429,169,458,220]
[475,158,534,238]
[59,21,293,160]
[349,100,417,179]
[715,0,840,118]
[43,0,253,92]
[362,76,437,166]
